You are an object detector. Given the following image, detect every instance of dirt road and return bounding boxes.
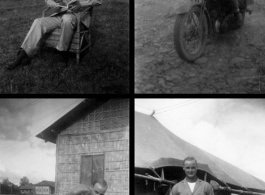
[135,0,265,94]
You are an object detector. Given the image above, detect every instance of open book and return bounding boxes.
[58,0,78,10]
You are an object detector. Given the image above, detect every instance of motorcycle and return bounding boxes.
[173,0,253,62]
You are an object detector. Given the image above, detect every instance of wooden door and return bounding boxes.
[80,155,104,186]
[92,155,104,183]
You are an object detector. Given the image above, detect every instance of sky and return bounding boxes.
[0,99,84,186]
[135,99,265,183]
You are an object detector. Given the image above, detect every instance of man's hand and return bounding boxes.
[56,0,66,7]
[46,0,60,8]
[70,2,81,12]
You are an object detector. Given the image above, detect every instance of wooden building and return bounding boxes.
[20,186,35,195]
[35,180,55,195]
[36,99,129,195]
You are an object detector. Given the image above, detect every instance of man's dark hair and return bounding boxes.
[93,178,108,188]
[183,156,198,167]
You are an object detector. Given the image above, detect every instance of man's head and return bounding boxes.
[92,179,108,195]
[68,179,108,195]
[183,156,198,180]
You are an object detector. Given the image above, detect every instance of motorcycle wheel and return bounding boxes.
[173,6,208,62]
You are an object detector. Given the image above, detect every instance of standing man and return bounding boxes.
[170,156,214,195]
[68,178,108,195]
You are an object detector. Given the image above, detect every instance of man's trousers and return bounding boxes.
[21,12,77,57]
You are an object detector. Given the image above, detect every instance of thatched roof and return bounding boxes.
[135,111,265,192]
[36,99,109,143]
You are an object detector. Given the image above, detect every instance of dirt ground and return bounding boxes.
[135,0,265,94]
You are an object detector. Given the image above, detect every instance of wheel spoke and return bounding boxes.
[191,13,199,30]
[181,8,207,55]
[174,6,208,61]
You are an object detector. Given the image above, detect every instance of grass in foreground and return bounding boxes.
[0,0,129,94]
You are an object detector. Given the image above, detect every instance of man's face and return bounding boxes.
[183,160,197,179]
[92,183,107,195]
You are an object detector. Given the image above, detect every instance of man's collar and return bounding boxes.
[184,177,200,183]
[183,177,203,193]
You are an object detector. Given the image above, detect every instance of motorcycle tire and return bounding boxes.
[173,5,208,62]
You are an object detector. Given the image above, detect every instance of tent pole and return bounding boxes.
[204,172,207,181]
[161,168,165,180]
[210,180,265,195]
[135,173,176,185]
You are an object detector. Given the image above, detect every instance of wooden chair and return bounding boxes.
[42,5,93,65]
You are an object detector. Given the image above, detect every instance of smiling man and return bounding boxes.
[68,179,108,195]
[170,157,214,195]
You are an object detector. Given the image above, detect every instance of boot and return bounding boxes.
[6,48,30,70]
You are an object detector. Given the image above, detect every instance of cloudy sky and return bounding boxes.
[0,99,84,185]
[135,99,265,182]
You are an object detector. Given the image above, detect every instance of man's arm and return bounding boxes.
[68,184,92,195]
[206,183,215,195]
[45,0,60,8]
[80,0,102,7]
[170,184,180,195]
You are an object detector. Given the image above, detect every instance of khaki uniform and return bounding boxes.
[21,0,102,56]
[171,178,214,195]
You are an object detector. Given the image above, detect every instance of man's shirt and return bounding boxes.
[187,182,196,192]
[48,0,102,28]
[60,0,102,7]
[171,178,214,195]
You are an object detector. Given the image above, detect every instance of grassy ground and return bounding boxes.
[0,0,129,94]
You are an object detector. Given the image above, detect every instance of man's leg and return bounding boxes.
[230,0,243,25]
[56,13,77,51]
[6,16,61,70]
[22,16,61,56]
[230,0,239,13]
[6,17,60,70]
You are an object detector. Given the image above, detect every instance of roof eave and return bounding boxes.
[36,99,110,144]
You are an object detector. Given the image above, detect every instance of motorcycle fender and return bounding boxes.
[175,1,202,14]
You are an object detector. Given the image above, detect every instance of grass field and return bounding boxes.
[0,0,129,94]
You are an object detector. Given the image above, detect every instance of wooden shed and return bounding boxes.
[36,99,129,195]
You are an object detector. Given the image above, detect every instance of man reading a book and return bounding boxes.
[6,0,101,70]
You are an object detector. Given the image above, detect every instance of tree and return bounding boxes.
[20,176,29,186]
[12,184,20,194]
[1,178,10,194]
[3,178,10,185]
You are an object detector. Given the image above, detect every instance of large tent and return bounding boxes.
[135,111,265,192]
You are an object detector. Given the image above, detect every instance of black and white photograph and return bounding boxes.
[135,99,265,195]
[0,0,129,93]
[0,99,129,195]
[135,0,265,94]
